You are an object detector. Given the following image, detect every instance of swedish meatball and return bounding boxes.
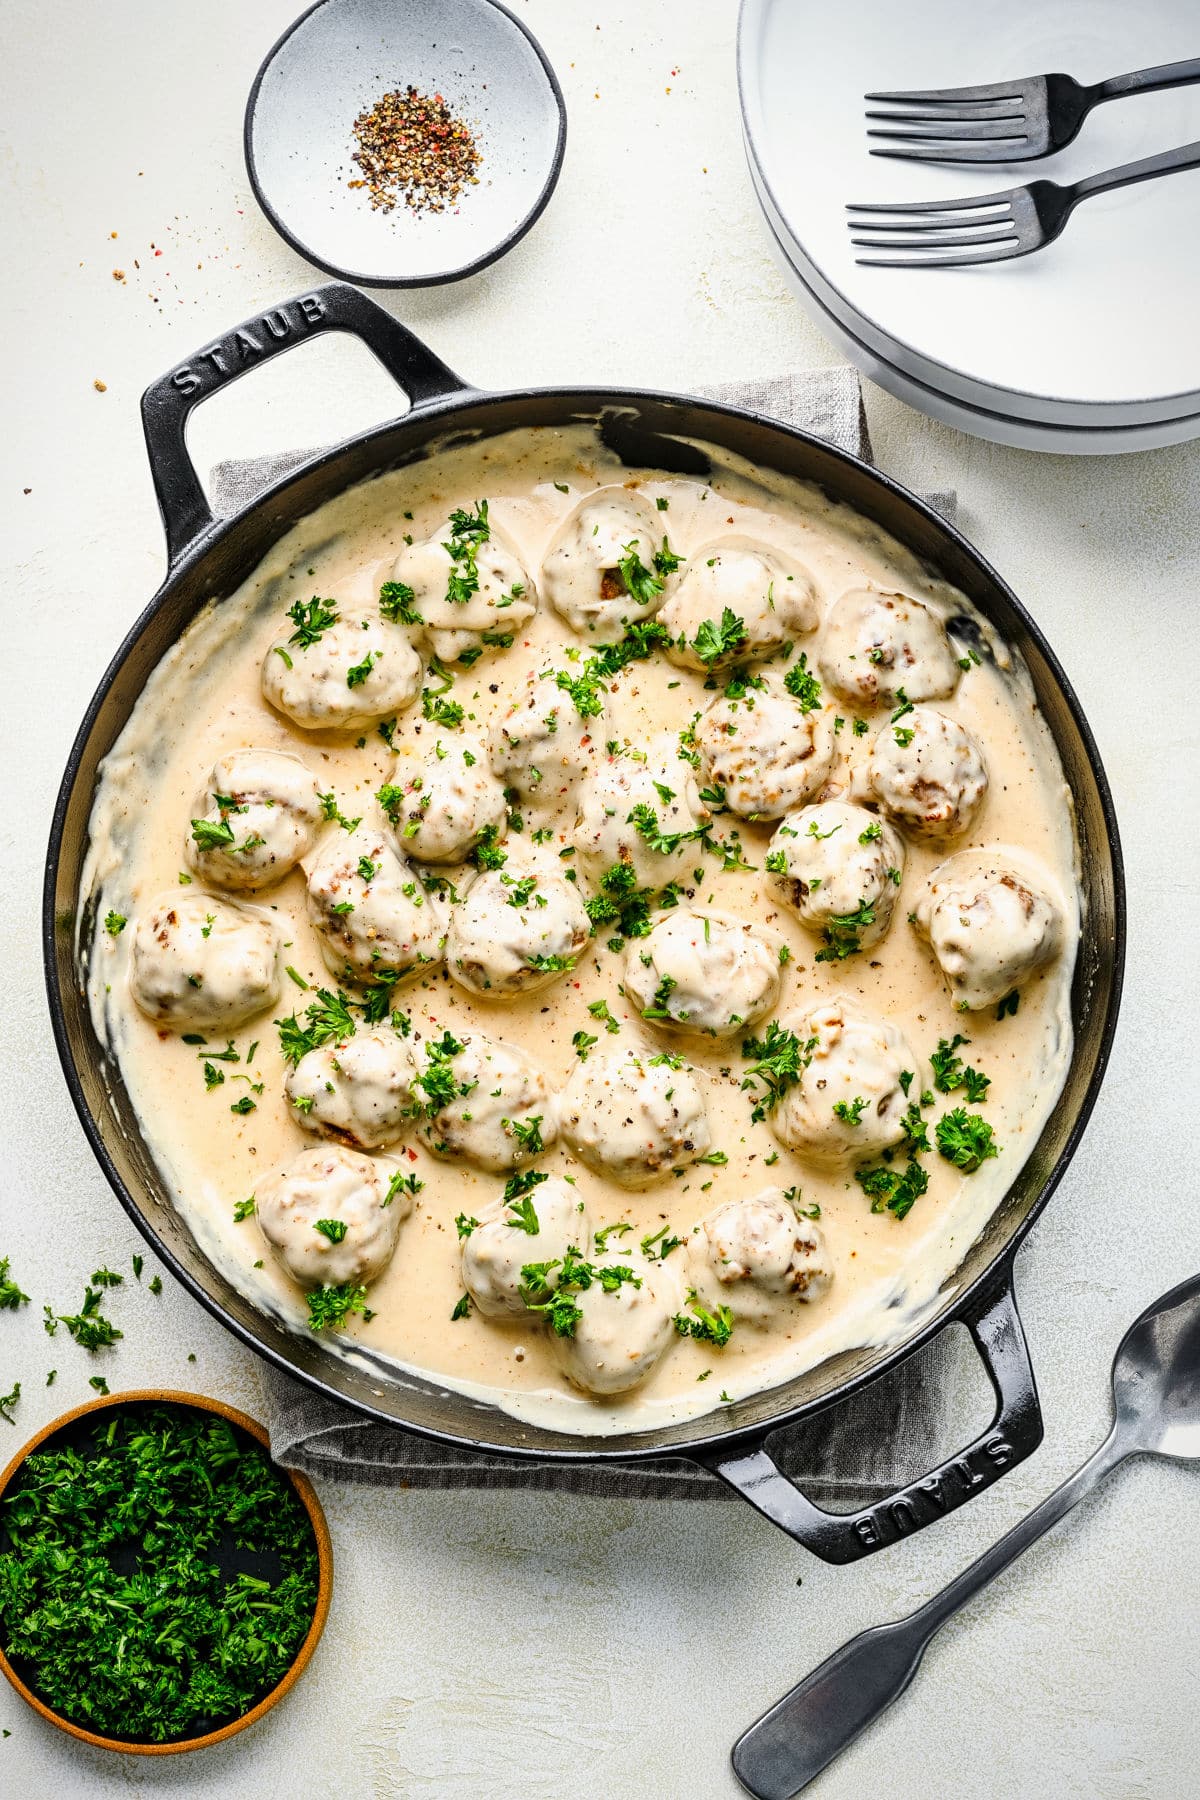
[185,748,323,891]
[623,911,780,1038]
[408,1029,558,1170]
[769,999,917,1165]
[868,707,987,840]
[306,827,446,984]
[912,851,1065,1011]
[489,668,601,805]
[696,682,836,820]
[129,892,280,1031]
[285,1026,416,1150]
[575,741,711,891]
[550,1250,684,1397]
[692,1189,832,1324]
[257,1145,407,1292]
[541,487,672,641]
[262,611,422,731]
[560,1049,712,1187]
[659,537,819,671]
[766,801,904,958]
[445,869,590,998]
[819,588,960,708]
[380,739,507,865]
[462,1176,587,1318]
[390,505,536,665]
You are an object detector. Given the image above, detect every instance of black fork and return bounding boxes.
[846,138,1200,267]
[865,55,1200,162]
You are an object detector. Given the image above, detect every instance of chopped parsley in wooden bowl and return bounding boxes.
[0,1391,331,1753]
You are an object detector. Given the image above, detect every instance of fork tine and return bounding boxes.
[864,82,1025,104]
[846,189,1014,215]
[865,102,1024,123]
[855,243,1025,268]
[868,119,1027,143]
[869,141,1034,163]
[851,226,1017,249]
[845,213,1014,235]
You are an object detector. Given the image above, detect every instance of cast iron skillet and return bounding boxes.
[43,284,1125,1563]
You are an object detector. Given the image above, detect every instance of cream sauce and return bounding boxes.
[82,424,1078,1436]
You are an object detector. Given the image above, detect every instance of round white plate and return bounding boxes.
[739,0,1200,426]
[757,179,1200,454]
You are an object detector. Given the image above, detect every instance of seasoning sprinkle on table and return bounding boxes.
[349,86,483,216]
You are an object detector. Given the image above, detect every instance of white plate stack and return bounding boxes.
[739,0,1200,453]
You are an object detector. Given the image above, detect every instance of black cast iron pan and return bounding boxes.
[43,284,1125,1562]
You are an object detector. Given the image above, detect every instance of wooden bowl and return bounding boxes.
[0,1389,333,1754]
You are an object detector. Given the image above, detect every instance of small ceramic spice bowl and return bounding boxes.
[0,1391,332,1754]
[245,0,567,286]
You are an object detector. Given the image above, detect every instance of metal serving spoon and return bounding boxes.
[732,1273,1200,1800]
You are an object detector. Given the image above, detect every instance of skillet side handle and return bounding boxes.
[139,282,469,570]
[692,1271,1042,1564]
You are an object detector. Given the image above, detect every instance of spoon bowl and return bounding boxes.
[1111,1273,1200,1460]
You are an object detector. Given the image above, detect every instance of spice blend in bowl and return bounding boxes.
[0,1392,331,1753]
[244,0,566,286]
[350,84,483,216]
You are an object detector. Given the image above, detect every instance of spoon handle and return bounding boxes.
[732,1428,1126,1800]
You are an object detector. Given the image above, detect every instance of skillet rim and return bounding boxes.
[41,381,1126,1462]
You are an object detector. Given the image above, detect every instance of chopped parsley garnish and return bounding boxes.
[783,654,822,712]
[275,987,357,1064]
[525,953,575,974]
[442,499,490,605]
[626,802,704,856]
[233,1196,257,1222]
[229,1096,256,1116]
[0,1381,20,1424]
[317,791,361,832]
[935,1109,999,1173]
[286,595,339,648]
[891,689,914,723]
[572,1029,598,1060]
[593,1222,633,1252]
[764,848,788,875]
[505,1115,545,1155]
[313,1218,348,1244]
[0,1257,30,1312]
[587,998,622,1033]
[379,579,421,624]
[43,1286,123,1351]
[815,902,876,963]
[519,1248,642,1337]
[741,1020,811,1122]
[103,910,126,936]
[616,539,663,607]
[451,1293,472,1321]
[858,820,882,844]
[470,824,508,871]
[641,1227,684,1260]
[930,1034,989,1102]
[642,972,678,1021]
[0,1403,320,1742]
[833,1096,867,1126]
[856,1158,929,1221]
[409,1031,468,1118]
[673,1294,734,1348]
[503,874,539,908]
[190,817,235,852]
[422,688,465,728]
[383,1171,423,1207]
[346,650,376,689]
[893,727,916,748]
[900,1104,931,1155]
[692,607,747,666]
[455,1213,480,1239]
[504,1197,541,1235]
[306,1282,373,1332]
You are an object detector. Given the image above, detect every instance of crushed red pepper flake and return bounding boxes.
[349,85,482,216]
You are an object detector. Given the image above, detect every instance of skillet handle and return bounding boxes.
[139,282,469,569]
[692,1271,1041,1563]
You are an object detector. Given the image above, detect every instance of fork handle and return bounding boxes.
[1093,57,1200,104]
[1070,138,1200,205]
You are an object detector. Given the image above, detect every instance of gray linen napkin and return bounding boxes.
[210,365,966,1499]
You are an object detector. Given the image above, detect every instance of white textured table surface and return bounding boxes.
[3,3,1198,1795]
